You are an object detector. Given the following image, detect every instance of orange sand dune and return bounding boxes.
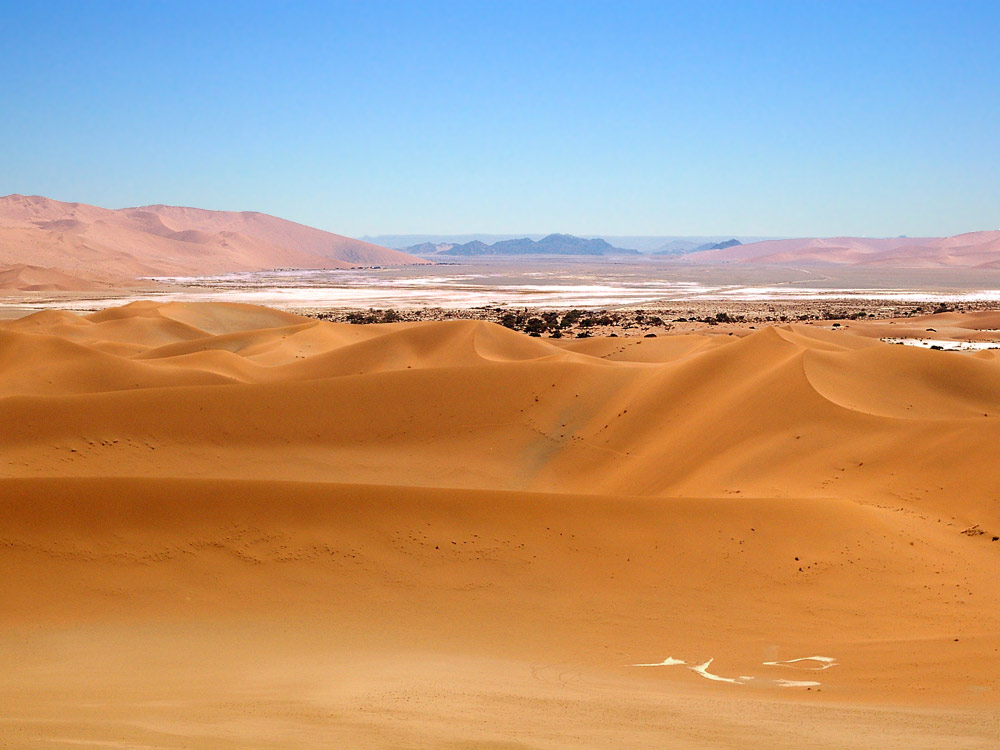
[0,194,427,288]
[1,302,999,748]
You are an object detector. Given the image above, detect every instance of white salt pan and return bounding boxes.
[882,338,1000,351]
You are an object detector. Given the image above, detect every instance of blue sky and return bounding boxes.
[1,0,997,237]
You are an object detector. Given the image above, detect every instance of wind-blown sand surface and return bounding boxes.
[2,301,999,748]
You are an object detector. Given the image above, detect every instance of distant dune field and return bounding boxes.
[2,302,999,748]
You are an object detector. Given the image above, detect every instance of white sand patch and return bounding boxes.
[630,654,831,688]
[630,657,687,667]
[763,656,837,670]
[775,679,822,688]
[690,659,751,684]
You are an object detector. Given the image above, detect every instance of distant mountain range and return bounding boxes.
[656,238,742,255]
[404,232,1000,267]
[697,238,742,251]
[408,230,1000,267]
[0,195,426,291]
[403,241,456,255]
[369,234,775,253]
[416,234,640,256]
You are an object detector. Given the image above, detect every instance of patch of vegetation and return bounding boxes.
[523,317,548,334]
[560,309,584,328]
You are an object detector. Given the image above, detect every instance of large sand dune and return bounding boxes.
[2,302,999,748]
[686,230,1000,267]
[0,194,427,290]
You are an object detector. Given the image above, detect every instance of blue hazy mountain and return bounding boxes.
[440,233,640,256]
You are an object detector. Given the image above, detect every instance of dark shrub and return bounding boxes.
[524,317,548,334]
[561,309,583,327]
[499,313,521,329]
[346,312,377,324]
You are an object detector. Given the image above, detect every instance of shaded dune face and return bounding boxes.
[1,301,1000,748]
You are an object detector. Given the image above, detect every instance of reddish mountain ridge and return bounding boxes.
[0,194,427,290]
[683,230,1000,267]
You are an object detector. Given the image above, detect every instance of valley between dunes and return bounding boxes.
[2,302,1000,748]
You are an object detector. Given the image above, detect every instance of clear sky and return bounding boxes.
[1,0,998,237]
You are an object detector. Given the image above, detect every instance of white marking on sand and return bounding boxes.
[775,679,822,688]
[689,659,750,684]
[630,654,834,688]
[762,656,837,670]
[630,657,687,667]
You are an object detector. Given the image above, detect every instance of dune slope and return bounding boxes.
[1,302,998,748]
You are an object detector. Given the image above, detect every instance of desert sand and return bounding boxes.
[2,301,999,748]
